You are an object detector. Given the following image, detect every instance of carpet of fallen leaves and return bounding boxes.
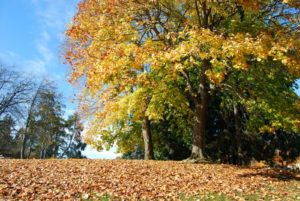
[0,159,299,200]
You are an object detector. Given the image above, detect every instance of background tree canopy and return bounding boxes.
[0,63,86,159]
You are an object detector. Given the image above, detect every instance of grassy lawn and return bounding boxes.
[0,159,299,200]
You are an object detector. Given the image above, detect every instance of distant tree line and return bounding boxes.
[0,63,86,159]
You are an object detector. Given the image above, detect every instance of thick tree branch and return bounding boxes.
[181,69,198,100]
[195,0,202,28]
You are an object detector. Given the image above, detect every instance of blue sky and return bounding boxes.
[0,0,121,159]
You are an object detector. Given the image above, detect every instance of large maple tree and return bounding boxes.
[63,0,299,160]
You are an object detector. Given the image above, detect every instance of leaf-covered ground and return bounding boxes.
[0,159,299,200]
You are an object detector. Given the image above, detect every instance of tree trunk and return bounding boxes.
[142,115,154,160]
[21,134,28,159]
[27,140,33,159]
[190,59,209,160]
[233,104,242,165]
[27,147,32,159]
[190,98,207,160]
[40,149,43,159]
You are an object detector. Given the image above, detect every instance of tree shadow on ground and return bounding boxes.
[239,167,300,181]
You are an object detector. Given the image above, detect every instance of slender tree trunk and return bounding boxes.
[233,104,242,165]
[43,149,46,159]
[27,140,33,159]
[142,115,154,160]
[27,147,32,159]
[21,134,28,159]
[190,59,209,160]
[40,149,43,159]
[55,145,59,158]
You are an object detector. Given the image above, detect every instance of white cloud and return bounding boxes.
[37,43,53,62]
[0,50,18,62]
[31,0,80,33]
[41,31,50,42]
[23,59,47,76]
[21,59,65,85]
[7,51,17,58]
[52,73,64,81]
[35,30,52,65]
